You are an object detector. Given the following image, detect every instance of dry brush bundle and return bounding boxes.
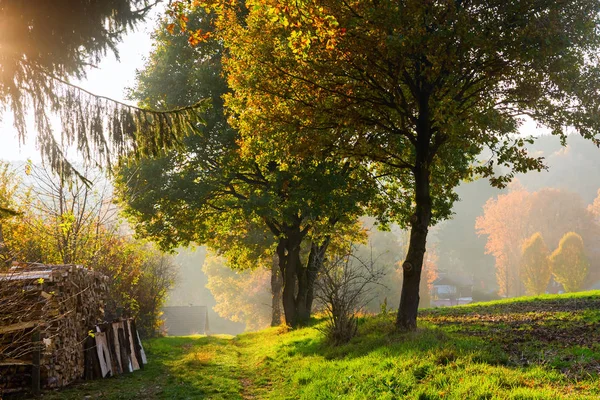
[315,244,386,345]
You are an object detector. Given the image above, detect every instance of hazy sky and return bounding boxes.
[0,4,165,162]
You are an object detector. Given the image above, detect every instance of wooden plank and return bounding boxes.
[117,326,132,373]
[111,322,123,374]
[84,335,101,380]
[0,359,33,366]
[125,320,140,371]
[94,332,112,378]
[130,320,144,369]
[0,320,41,335]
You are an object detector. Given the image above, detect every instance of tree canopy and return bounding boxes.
[115,7,375,326]
[176,0,600,329]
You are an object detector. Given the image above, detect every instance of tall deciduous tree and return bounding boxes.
[180,0,600,330]
[1,0,204,178]
[520,232,551,296]
[476,186,532,297]
[550,232,589,293]
[115,8,373,327]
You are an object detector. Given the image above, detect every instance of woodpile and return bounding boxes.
[0,263,113,394]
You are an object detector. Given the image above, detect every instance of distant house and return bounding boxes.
[162,306,209,336]
[431,273,473,307]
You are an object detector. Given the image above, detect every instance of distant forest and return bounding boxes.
[437,134,600,294]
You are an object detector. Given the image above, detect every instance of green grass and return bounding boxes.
[39,291,600,399]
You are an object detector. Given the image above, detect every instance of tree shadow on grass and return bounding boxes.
[277,312,591,377]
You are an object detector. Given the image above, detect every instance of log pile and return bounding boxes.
[0,263,109,394]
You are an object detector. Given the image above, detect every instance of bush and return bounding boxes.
[520,232,551,295]
[315,244,384,345]
[550,232,589,292]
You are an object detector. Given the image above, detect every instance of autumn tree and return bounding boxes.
[0,162,21,261]
[520,233,551,296]
[133,252,178,336]
[550,232,589,293]
[203,253,272,331]
[476,186,532,297]
[315,243,386,344]
[18,165,116,265]
[1,0,204,178]
[528,189,600,251]
[589,189,600,224]
[175,0,600,330]
[116,7,374,327]
[351,218,408,313]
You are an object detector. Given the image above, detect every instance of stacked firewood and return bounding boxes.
[0,362,32,393]
[37,264,108,388]
[0,263,108,393]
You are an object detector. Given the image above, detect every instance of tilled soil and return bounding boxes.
[419,297,600,377]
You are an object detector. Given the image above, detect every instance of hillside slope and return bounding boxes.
[40,292,600,399]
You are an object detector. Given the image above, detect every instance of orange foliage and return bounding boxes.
[588,189,600,223]
[477,185,600,297]
[476,185,531,297]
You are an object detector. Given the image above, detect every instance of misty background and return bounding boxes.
[161,134,600,334]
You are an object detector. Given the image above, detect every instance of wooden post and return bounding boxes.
[31,329,41,395]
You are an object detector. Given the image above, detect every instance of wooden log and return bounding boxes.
[0,320,40,335]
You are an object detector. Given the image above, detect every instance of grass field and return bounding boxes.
[37,291,600,399]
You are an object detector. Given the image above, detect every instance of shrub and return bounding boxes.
[315,244,384,345]
[550,232,589,292]
[520,232,551,295]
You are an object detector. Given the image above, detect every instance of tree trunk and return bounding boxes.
[270,254,283,326]
[396,87,433,331]
[305,239,329,313]
[278,229,304,327]
[396,206,430,330]
[277,239,293,326]
[295,261,310,324]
